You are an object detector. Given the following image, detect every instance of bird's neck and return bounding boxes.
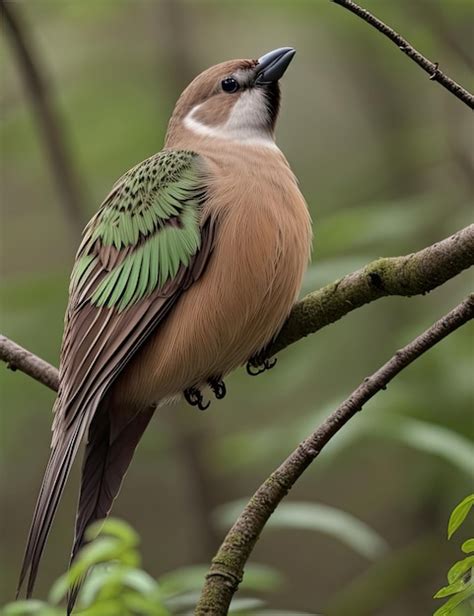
[165,122,279,152]
[165,97,278,152]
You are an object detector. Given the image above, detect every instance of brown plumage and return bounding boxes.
[111,142,311,406]
[17,48,312,613]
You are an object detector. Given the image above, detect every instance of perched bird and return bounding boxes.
[17,47,312,611]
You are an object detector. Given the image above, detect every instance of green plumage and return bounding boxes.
[71,150,206,311]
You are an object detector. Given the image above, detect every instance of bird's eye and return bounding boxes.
[221,77,239,93]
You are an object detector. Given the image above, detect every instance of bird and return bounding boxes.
[17,46,312,612]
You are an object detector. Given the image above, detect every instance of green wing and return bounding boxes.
[71,149,207,312]
[55,148,216,431]
[17,150,216,598]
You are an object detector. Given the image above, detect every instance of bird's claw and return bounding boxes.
[208,377,226,400]
[246,356,278,376]
[184,386,210,411]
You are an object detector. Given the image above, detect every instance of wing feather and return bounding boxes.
[18,150,216,598]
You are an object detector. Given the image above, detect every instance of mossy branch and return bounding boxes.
[266,223,474,358]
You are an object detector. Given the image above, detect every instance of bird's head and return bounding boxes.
[165,47,296,147]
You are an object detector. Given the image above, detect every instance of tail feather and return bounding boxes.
[66,406,154,614]
[17,423,85,598]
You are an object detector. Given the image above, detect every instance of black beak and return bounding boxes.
[255,47,296,84]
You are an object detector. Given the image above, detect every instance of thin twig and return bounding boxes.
[1,224,473,392]
[0,335,58,392]
[195,294,474,614]
[0,0,86,235]
[331,0,474,110]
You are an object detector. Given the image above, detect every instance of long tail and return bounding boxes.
[17,421,86,599]
[66,405,155,614]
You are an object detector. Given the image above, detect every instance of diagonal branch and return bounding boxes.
[331,0,474,110]
[195,294,474,614]
[1,224,473,391]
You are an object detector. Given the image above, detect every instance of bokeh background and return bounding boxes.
[1,1,473,614]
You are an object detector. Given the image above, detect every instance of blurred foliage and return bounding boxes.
[216,500,388,560]
[433,495,473,616]
[1,1,473,614]
[2,518,309,615]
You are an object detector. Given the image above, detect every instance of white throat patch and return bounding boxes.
[184,89,279,150]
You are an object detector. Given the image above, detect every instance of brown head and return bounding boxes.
[165,47,295,147]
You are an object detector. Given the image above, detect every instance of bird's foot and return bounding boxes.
[184,386,210,411]
[208,377,226,400]
[246,356,278,376]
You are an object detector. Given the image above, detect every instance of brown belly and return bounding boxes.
[109,150,312,408]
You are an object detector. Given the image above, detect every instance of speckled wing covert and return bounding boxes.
[18,150,215,599]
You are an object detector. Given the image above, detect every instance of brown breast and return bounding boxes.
[110,139,312,407]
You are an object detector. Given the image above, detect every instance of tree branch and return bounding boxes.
[1,224,473,392]
[331,0,474,110]
[0,335,58,392]
[267,224,474,358]
[0,0,86,235]
[195,294,474,614]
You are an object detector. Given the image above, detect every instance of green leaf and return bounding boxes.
[120,568,159,595]
[48,573,68,605]
[85,517,139,547]
[216,501,388,560]
[49,539,140,603]
[435,578,469,598]
[71,564,159,608]
[462,539,474,554]
[78,598,123,616]
[72,537,126,574]
[433,582,474,616]
[1,601,60,616]
[448,556,474,584]
[122,591,170,616]
[73,565,116,607]
[448,495,474,539]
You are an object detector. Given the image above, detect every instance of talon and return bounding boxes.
[246,362,265,376]
[184,387,198,406]
[208,377,226,400]
[264,357,277,370]
[184,387,210,411]
[197,397,210,411]
[246,356,277,376]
